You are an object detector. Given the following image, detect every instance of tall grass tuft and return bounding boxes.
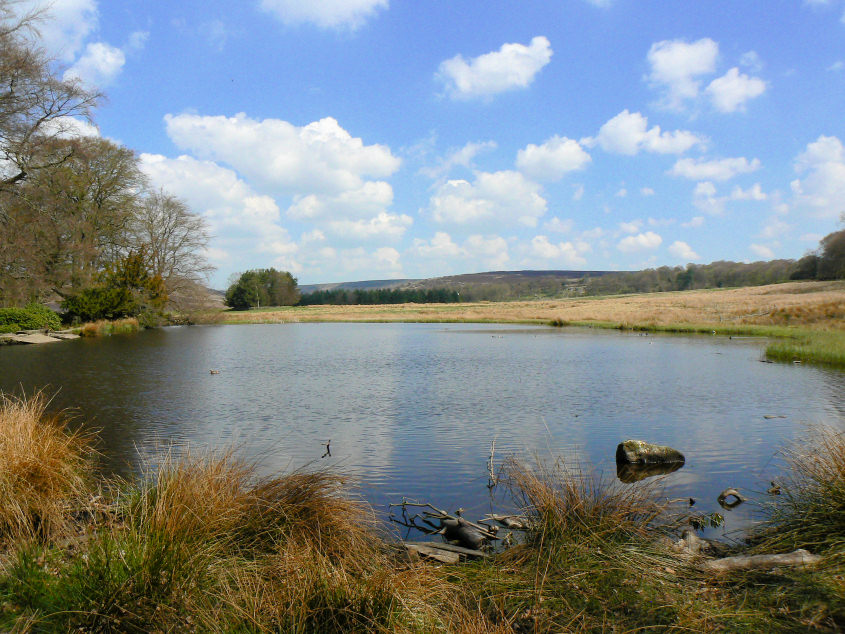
[758,426,845,556]
[454,458,694,631]
[0,392,94,543]
[78,317,140,337]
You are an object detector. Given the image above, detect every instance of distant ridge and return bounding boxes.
[298,270,611,295]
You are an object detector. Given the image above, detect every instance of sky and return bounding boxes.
[19,0,845,287]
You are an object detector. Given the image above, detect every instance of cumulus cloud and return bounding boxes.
[682,216,705,228]
[527,236,590,266]
[731,183,767,200]
[40,116,100,139]
[516,135,591,181]
[647,38,719,109]
[64,41,126,86]
[286,181,394,220]
[324,212,413,240]
[429,170,547,227]
[258,0,388,29]
[590,110,705,155]
[706,67,767,113]
[20,0,98,63]
[791,135,845,218]
[420,140,497,180]
[437,36,552,100]
[670,156,761,181]
[750,244,775,259]
[411,233,510,269]
[165,113,400,195]
[543,217,574,233]
[617,231,662,252]
[138,153,297,269]
[668,241,699,261]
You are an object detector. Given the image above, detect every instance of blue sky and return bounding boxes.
[24,0,845,287]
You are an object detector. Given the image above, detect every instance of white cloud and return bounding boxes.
[127,30,149,51]
[286,181,394,220]
[165,113,399,194]
[516,135,591,181]
[437,36,552,100]
[258,0,388,29]
[647,38,719,109]
[828,61,845,72]
[692,181,726,215]
[750,244,775,259]
[668,241,699,261]
[731,183,767,200]
[410,232,463,259]
[790,135,845,218]
[138,153,297,270]
[641,187,655,196]
[324,212,413,240]
[543,217,574,233]
[615,188,627,198]
[39,116,100,139]
[527,236,590,266]
[420,140,497,180]
[20,0,98,63]
[63,41,126,86]
[429,170,547,227]
[572,184,585,200]
[464,235,510,268]
[682,216,705,228]
[591,110,705,155]
[670,156,761,181]
[618,220,642,234]
[740,51,763,73]
[760,218,791,239]
[706,67,766,113]
[617,231,662,252]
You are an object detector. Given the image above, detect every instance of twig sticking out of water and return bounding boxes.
[487,438,499,489]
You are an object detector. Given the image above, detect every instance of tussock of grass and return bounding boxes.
[0,392,93,543]
[758,426,845,556]
[78,317,140,337]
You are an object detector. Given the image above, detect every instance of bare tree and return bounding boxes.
[132,190,215,310]
[0,0,99,197]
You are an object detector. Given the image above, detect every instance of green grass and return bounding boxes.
[551,319,845,369]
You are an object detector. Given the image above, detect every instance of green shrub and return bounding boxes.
[0,304,61,332]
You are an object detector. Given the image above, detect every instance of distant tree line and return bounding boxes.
[298,287,460,306]
[790,223,845,281]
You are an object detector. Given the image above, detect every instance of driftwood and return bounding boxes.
[717,488,744,509]
[389,500,499,550]
[701,549,821,573]
[403,541,488,563]
[485,513,529,530]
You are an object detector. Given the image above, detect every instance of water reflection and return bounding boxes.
[0,322,843,537]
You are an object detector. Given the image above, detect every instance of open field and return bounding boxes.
[213,280,845,367]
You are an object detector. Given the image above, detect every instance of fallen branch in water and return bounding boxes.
[388,499,499,549]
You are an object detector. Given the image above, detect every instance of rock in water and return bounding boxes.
[616,440,685,465]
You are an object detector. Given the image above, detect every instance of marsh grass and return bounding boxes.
[0,392,94,543]
[78,317,140,337]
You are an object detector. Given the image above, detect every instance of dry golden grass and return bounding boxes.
[220,281,845,330]
[0,392,94,542]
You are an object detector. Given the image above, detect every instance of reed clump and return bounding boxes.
[0,393,94,543]
[78,317,140,337]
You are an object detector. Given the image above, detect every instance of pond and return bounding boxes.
[1,323,843,537]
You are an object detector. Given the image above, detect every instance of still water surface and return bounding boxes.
[1,323,843,536]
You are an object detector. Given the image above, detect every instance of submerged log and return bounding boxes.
[702,549,821,573]
[616,440,685,465]
[717,488,744,509]
[404,543,460,564]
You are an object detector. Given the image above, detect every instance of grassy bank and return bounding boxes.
[210,281,845,368]
[0,395,842,631]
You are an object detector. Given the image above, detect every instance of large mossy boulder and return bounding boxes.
[616,440,685,465]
